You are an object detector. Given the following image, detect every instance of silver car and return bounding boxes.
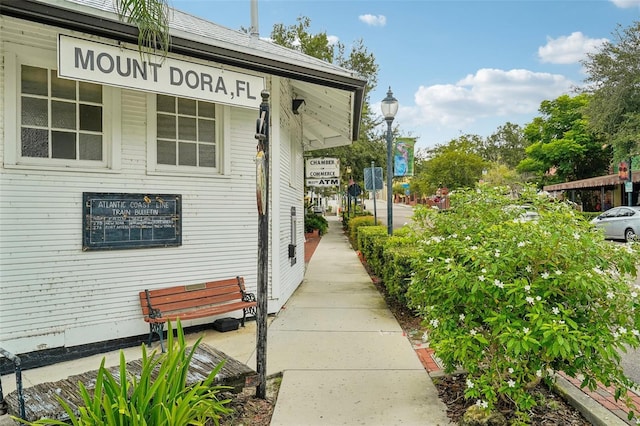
[591,206,640,241]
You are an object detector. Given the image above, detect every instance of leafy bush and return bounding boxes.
[407,184,640,423]
[347,216,378,246]
[357,226,388,276]
[382,232,419,304]
[18,321,232,426]
[305,212,328,235]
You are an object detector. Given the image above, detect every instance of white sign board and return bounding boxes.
[305,157,340,179]
[58,35,264,109]
[306,178,340,187]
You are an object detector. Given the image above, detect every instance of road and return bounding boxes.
[360,198,640,386]
[363,198,415,230]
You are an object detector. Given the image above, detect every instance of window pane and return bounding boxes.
[157,95,175,112]
[21,97,48,126]
[198,119,215,142]
[80,105,102,132]
[199,144,216,168]
[178,116,196,141]
[157,114,175,139]
[21,128,48,157]
[178,98,196,116]
[79,133,103,160]
[51,70,76,100]
[79,82,102,103]
[52,131,76,159]
[52,100,76,129]
[178,142,196,166]
[199,101,215,119]
[157,140,176,165]
[21,65,48,96]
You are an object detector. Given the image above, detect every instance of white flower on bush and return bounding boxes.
[427,257,434,263]
[430,319,439,328]
[632,329,639,336]
[481,268,487,273]
[508,367,514,374]
[466,378,474,389]
[465,236,471,241]
[445,258,452,264]
[541,272,550,279]
[507,379,516,388]
[631,291,638,299]
[470,329,477,336]
[607,291,615,300]
[593,267,604,275]
[524,284,531,292]
[573,232,580,240]
[526,296,535,305]
[470,245,478,250]
[495,251,501,257]
[619,327,627,335]
[536,370,543,378]
[555,270,562,275]
[476,400,488,409]
[523,327,530,334]
[494,279,504,289]
[478,275,486,282]
[459,313,465,321]
[552,307,560,315]
[525,266,532,273]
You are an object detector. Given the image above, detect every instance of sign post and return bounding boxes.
[255,90,269,399]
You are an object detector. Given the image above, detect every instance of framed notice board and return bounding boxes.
[83,192,181,251]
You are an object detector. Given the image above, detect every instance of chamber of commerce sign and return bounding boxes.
[305,157,340,179]
[58,35,265,109]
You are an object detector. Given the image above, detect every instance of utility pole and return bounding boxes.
[255,90,269,399]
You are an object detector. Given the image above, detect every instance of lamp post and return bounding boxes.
[381,87,398,235]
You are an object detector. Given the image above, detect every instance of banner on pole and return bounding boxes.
[394,138,416,177]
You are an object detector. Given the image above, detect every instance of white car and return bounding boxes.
[591,206,640,241]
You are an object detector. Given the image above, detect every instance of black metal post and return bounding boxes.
[255,90,269,399]
[385,118,394,235]
[628,156,633,207]
[0,348,25,420]
[371,161,378,225]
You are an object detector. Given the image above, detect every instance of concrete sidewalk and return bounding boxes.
[261,215,451,425]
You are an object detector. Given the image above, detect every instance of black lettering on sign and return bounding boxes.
[83,192,181,251]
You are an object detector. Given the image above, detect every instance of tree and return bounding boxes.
[412,137,487,193]
[114,0,170,57]
[517,94,611,185]
[582,21,640,162]
[482,122,528,169]
[270,16,382,190]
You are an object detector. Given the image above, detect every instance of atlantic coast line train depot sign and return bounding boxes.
[58,35,265,109]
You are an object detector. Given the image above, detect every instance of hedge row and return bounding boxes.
[347,218,418,306]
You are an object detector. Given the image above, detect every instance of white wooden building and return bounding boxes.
[0,0,365,366]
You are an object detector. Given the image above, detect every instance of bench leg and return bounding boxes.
[149,322,165,352]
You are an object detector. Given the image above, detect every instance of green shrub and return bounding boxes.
[348,216,379,246]
[357,226,388,276]
[305,212,328,235]
[382,233,419,304]
[407,184,640,423]
[18,321,232,426]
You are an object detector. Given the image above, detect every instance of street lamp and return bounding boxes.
[381,87,398,235]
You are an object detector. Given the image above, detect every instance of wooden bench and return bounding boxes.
[139,276,257,351]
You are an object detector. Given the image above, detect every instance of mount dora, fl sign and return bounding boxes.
[305,158,340,187]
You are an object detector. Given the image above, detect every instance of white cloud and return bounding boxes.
[538,32,608,64]
[408,68,574,129]
[610,0,640,8]
[359,14,386,26]
[327,35,340,45]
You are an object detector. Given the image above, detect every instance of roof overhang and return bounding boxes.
[1,0,366,145]
[543,171,640,191]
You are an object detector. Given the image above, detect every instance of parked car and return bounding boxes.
[590,206,640,241]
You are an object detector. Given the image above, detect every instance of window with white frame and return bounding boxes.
[4,43,117,170]
[155,94,218,169]
[20,65,104,161]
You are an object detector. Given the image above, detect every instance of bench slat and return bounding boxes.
[145,300,257,323]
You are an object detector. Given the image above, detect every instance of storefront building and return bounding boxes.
[0,0,365,368]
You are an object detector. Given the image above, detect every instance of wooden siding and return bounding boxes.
[0,17,297,354]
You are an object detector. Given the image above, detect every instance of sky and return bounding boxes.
[171,0,639,151]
